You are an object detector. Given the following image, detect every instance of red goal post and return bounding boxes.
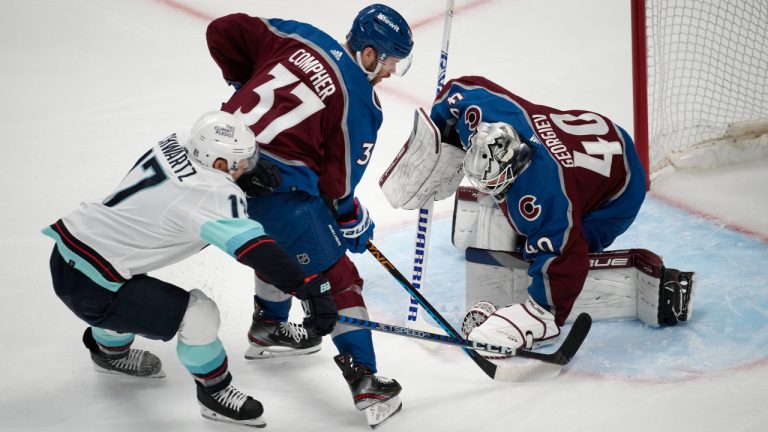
[632,0,768,184]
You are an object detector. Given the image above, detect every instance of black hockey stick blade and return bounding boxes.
[515,313,592,366]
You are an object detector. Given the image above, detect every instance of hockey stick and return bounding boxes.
[339,314,590,365]
[405,0,455,331]
[367,241,592,381]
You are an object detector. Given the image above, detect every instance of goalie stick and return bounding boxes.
[366,241,592,381]
[405,0,455,332]
[338,314,591,366]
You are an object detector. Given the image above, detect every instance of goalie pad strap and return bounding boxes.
[380,108,465,210]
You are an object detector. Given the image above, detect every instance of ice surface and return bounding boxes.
[1,1,766,431]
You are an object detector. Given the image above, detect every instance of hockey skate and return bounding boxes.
[334,353,402,429]
[660,268,696,325]
[244,304,321,359]
[82,328,165,378]
[197,384,266,428]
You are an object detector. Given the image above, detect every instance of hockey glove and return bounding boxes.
[236,159,282,197]
[468,297,560,353]
[336,197,375,253]
[293,274,337,336]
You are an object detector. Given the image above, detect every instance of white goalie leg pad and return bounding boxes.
[379,108,465,210]
[465,248,530,310]
[637,270,662,326]
[178,289,221,346]
[452,186,518,252]
[468,297,560,352]
[573,267,639,321]
[465,248,674,326]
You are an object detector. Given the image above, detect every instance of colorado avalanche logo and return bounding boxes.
[519,195,541,221]
[464,105,482,130]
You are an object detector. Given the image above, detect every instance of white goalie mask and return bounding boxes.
[188,111,258,172]
[464,122,532,196]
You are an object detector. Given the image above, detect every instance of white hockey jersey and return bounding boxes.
[43,133,265,291]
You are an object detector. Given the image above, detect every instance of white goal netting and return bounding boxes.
[644,0,768,174]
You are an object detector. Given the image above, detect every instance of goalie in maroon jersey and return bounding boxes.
[380,75,695,354]
[205,4,412,427]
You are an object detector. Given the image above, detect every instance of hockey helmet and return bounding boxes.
[188,111,258,172]
[464,122,532,196]
[347,4,414,77]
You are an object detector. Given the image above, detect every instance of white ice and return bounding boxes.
[1,1,766,431]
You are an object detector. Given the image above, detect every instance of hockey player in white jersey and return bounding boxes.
[43,111,337,428]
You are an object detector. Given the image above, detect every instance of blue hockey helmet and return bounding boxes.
[347,4,414,77]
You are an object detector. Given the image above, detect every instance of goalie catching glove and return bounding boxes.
[465,297,560,357]
[293,274,338,336]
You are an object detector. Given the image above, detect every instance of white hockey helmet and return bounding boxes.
[188,111,258,172]
[464,122,532,196]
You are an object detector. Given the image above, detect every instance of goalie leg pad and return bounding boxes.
[464,248,530,311]
[466,248,696,326]
[452,187,518,252]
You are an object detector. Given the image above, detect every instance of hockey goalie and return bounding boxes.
[380,76,695,356]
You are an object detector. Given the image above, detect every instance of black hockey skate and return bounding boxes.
[82,328,165,378]
[197,384,266,428]
[660,268,696,325]
[334,353,402,429]
[244,302,321,359]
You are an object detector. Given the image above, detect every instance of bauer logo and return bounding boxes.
[214,124,235,138]
[377,13,399,32]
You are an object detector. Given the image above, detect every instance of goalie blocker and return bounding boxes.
[454,187,694,327]
[379,108,465,210]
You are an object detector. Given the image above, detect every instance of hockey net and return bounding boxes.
[633,0,768,179]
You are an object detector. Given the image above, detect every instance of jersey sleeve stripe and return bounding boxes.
[235,237,276,259]
[46,220,125,283]
[200,218,267,257]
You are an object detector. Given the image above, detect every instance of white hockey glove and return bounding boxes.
[468,297,560,354]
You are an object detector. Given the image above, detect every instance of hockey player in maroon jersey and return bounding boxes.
[381,76,695,354]
[205,4,412,427]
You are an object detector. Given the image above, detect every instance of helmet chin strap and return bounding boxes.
[355,51,381,81]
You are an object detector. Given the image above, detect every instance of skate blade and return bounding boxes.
[365,396,402,429]
[244,343,321,360]
[200,406,266,428]
[92,363,166,379]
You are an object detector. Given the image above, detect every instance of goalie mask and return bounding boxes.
[464,122,532,196]
[188,111,258,173]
